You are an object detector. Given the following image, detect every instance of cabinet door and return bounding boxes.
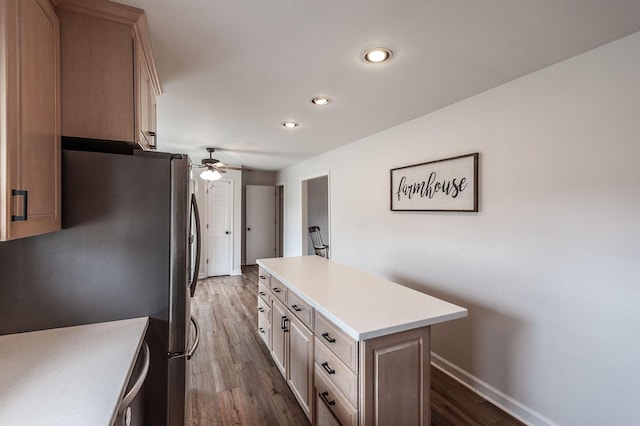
[1,0,61,241]
[136,43,150,149]
[270,298,288,377]
[58,7,135,142]
[135,35,157,150]
[359,327,431,426]
[287,314,313,420]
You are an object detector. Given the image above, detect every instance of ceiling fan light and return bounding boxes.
[200,168,222,181]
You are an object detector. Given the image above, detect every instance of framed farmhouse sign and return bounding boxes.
[390,153,478,212]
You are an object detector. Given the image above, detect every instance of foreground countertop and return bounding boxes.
[0,317,148,426]
[257,256,467,340]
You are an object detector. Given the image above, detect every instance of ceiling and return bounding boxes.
[117,0,640,171]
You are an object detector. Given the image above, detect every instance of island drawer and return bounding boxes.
[315,337,358,406]
[258,267,270,285]
[258,315,271,348]
[315,311,358,373]
[258,281,271,305]
[270,276,287,304]
[288,290,313,329]
[314,365,358,426]
[258,296,271,324]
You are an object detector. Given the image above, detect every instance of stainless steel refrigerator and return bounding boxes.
[0,139,202,426]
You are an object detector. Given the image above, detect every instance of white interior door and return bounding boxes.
[246,185,275,264]
[207,181,232,276]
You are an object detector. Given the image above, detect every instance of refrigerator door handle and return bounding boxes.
[189,193,202,297]
[186,315,200,360]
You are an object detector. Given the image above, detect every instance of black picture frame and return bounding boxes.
[390,153,479,212]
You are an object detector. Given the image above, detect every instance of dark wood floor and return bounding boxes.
[189,266,524,426]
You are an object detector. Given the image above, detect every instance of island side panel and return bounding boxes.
[359,326,431,426]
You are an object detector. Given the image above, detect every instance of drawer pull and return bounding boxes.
[291,304,302,312]
[259,291,266,296]
[258,307,265,313]
[322,332,336,343]
[273,288,281,293]
[259,275,266,280]
[319,391,336,406]
[258,327,265,334]
[321,361,335,375]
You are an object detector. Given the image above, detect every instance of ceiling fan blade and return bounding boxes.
[220,165,247,171]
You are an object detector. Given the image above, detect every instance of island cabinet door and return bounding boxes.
[359,326,431,426]
[287,314,313,421]
[270,298,288,377]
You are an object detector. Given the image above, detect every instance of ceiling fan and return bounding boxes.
[193,148,243,181]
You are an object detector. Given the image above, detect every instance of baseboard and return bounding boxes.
[231,269,243,276]
[430,353,557,426]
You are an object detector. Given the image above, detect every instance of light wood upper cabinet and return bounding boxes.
[135,32,157,149]
[1,0,61,241]
[56,0,160,148]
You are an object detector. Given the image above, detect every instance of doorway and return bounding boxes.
[301,175,329,257]
[206,180,232,276]
[245,185,276,264]
[275,185,284,257]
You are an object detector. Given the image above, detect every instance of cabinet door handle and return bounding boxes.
[319,391,336,406]
[259,275,266,280]
[11,190,28,221]
[321,362,335,375]
[148,131,156,148]
[281,315,289,332]
[273,288,281,293]
[259,291,266,296]
[322,332,336,343]
[258,327,265,334]
[258,307,265,313]
[291,304,302,312]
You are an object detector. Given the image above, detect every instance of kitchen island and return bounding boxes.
[256,256,467,425]
[0,317,148,426]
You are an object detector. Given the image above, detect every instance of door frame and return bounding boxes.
[300,172,331,257]
[275,183,285,257]
[204,179,234,277]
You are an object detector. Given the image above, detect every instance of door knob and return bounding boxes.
[247,228,251,231]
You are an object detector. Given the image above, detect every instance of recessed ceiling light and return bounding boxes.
[312,96,330,106]
[363,47,393,64]
[283,121,299,128]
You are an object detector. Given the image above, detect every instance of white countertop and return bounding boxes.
[257,256,467,340]
[0,317,148,426]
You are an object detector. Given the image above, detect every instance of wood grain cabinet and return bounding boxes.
[55,0,160,149]
[286,308,314,420]
[270,298,314,421]
[270,298,288,377]
[259,270,314,422]
[256,256,460,426]
[1,0,61,241]
[314,313,431,426]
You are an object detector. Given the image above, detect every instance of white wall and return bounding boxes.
[277,32,640,425]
